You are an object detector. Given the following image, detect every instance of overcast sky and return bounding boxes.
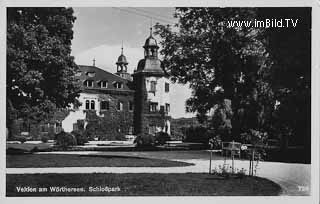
[71,7,195,119]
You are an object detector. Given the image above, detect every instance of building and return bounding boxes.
[133,27,171,136]
[59,28,171,140]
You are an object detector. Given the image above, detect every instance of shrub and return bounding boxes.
[41,135,49,143]
[13,136,27,144]
[71,130,88,145]
[184,126,209,144]
[155,132,171,145]
[134,134,155,147]
[55,131,76,150]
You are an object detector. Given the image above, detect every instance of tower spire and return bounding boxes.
[121,40,124,55]
[93,58,96,66]
[150,18,153,36]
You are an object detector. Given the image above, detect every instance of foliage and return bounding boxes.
[84,105,133,141]
[211,163,247,178]
[71,130,88,145]
[41,135,49,143]
[154,132,171,145]
[155,8,267,141]
[210,99,233,142]
[55,131,76,149]
[7,8,81,136]
[240,129,268,146]
[13,136,27,144]
[184,126,210,144]
[134,134,155,147]
[155,8,311,155]
[257,8,311,150]
[170,117,199,140]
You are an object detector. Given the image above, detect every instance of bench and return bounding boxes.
[221,141,241,158]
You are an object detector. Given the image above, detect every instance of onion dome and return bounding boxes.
[116,46,128,65]
[143,27,159,49]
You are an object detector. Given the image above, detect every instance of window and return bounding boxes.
[100,81,108,88]
[85,100,90,110]
[75,72,82,77]
[129,101,133,111]
[40,123,49,133]
[128,126,134,135]
[165,83,170,92]
[91,100,95,110]
[84,80,93,87]
[148,125,157,135]
[86,72,95,77]
[114,82,123,89]
[165,103,170,113]
[150,81,156,92]
[150,102,158,112]
[117,101,123,111]
[101,101,109,110]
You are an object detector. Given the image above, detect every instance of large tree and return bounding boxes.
[155,7,311,152]
[155,8,268,140]
[258,8,311,150]
[7,7,81,137]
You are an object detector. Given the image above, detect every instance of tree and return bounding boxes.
[155,8,268,140]
[155,7,311,156]
[7,8,81,138]
[258,8,311,150]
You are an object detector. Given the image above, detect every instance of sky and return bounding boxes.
[71,7,195,119]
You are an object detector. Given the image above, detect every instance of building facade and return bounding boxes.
[60,28,171,139]
[133,28,171,136]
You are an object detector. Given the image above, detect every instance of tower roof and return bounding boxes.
[116,54,128,65]
[143,27,159,48]
[116,44,128,65]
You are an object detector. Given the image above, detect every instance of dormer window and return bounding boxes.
[84,80,93,87]
[86,72,95,77]
[100,81,108,88]
[114,82,123,89]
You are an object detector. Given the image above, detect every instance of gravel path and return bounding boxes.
[6,151,311,196]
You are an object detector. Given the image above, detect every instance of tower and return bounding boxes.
[133,27,171,136]
[115,44,131,80]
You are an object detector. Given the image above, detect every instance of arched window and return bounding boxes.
[85,100,90,110]
[91,100,95,110]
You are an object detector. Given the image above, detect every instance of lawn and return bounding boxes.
[6,173,282,196]
[6,154,194,168]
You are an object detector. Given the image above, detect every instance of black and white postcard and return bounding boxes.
[1,0,319,204]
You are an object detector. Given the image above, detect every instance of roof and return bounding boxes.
[77,65,134,91]
[116,54,128,65]
[144,35,158,48]
[135,58,165,75]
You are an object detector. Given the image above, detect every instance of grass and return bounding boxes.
[7,143,52,151]
[6,173,282,196]
[6,154,194,168]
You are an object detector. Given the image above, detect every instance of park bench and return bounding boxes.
[221,141,241,158]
